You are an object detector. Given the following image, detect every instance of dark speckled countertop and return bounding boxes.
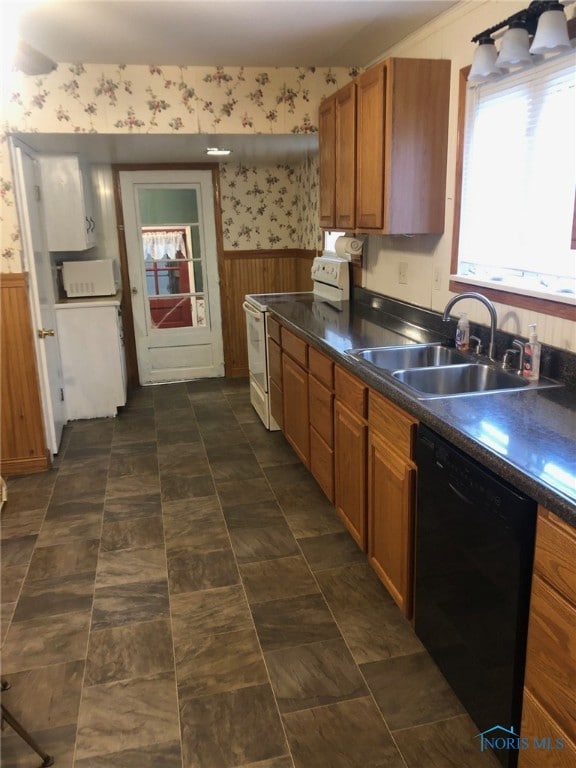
[267,296,576,527]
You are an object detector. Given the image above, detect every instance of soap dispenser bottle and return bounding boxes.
[455,313,470,351]
[523,324,541,382]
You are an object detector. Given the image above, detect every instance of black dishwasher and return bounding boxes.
[414,425,537,768]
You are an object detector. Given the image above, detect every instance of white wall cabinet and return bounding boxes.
[39,154,97,251]
[55,300,127,420]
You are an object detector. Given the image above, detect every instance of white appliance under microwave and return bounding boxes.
[62,259,119,298]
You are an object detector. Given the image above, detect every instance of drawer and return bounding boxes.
[335,366,366,418]
[267,316,281,345]
[309,347,334,388]
[369,390,417,459]
[268,338,282,386]
[524,574,576,741]
[281,328,308,368]
[309,376,334,446]
[534,509,576,605]
[519,689,576,768]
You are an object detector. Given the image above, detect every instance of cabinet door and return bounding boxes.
[310,427,334,503]
[368,431,416,617]
[519,690,576,768]
[334,400,367,549]
[282,354,310,467]
[335,82,357,230]
[39,155,96,251]
[319,95,336,228]
[356,64,385,231]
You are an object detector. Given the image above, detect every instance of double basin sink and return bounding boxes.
[345,344,560,399]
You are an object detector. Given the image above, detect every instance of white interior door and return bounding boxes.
[11,141,65,455]
[120,170,224,384]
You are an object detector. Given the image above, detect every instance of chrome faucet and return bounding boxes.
[442,292,498,361]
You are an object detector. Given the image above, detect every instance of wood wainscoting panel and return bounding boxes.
[221,249,316,377]
[1,273,49,475]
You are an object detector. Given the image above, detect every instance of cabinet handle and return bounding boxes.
[90,217,96,232]
[38,328,55,338]
[86,216,90,233]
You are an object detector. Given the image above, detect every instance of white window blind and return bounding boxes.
[457,51,576,302]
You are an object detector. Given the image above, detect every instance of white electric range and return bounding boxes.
[243,255,350,430]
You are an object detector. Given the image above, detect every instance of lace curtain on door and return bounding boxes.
[142,229,186,260]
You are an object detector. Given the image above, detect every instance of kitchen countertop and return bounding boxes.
[267,296,576,527]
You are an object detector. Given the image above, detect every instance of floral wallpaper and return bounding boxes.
[1,64,357,270]
[220,154,319,251]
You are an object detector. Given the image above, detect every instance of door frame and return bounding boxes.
[112,163,226,388]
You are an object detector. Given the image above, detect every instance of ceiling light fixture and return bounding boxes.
[13,40,57,76]
[205,147,232,156]
[469,0,573,82]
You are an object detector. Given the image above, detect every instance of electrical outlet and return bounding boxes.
[433,267,441,291]
[398,262,408,285]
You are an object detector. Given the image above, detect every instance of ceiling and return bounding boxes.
[10,0,459,164]
[13,0,459,68]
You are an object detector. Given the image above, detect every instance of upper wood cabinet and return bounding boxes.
[318,82,357,230]
[319,57,451,235]
[39,155,97,251]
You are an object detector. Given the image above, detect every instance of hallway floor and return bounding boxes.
[1,379,499,768]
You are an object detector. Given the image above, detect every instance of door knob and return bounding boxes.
[38,328,55,338]
[131,287,138,295]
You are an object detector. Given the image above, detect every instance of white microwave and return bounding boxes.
[62,259,119,298]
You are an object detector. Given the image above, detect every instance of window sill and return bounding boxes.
[449,275,576,321]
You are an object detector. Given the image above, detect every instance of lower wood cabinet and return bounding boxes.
[368,431,416,617]
[519,507,576,767]
[282,353,310,467]
[367,391,418,618]
[309,374,334,502]
[334,399,367,549]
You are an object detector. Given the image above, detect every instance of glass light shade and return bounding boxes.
[496,26,534,68]
[529,8,571,54]
[469,40,503,82]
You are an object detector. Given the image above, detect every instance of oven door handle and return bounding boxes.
[242,301,263,319]
[448,481,473,506]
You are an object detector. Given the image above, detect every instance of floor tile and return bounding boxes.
[95,546,167,588]
[74,741,183,767]
[361,651,465,730]
[167,547,239,594]
[103,493,162,521]
[171,584,253,639]
[163,508,230,553]
[1,601,15,642]
[84,619,174,685]
[229,522,300,563]
[282,697,405,768]
[317,562,423,664]
[12,572,95,623]
[251,593,341,652]
[44,497,104,521]
[2,612,91,672]
[0,564,28,602]
[0,723,76,768]
[0,508,45,540]
[239,556,320,604]
[216,477,276,509]
[50,469,108,504]
[180,683,288,768]
[26,539,100,580]
[1,660,84,731]
[222,499,285,529]
[75,672,180,760]
[37,511,102,546]
[100,516,165,551]
[238,759,294,768]
[0,536,37,567]
[175,627,268,697]
[265,638,368,713]
[91,579,170,630]
[282,502,345,539]
[298,531,365,572]
[392,715,501,767]
[160,471,215,502]
[106,472,161,499]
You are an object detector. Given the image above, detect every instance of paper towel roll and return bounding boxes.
[334,236,363,260]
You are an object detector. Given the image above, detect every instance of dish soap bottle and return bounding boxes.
[455,313,470,351]
[523,324,541,382]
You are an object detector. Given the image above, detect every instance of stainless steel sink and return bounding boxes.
[347,344,469,371]
[392,363,530,397]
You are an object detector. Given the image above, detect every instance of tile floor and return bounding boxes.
[0,379,500,768]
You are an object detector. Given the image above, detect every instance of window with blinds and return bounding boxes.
[454,50,576,304]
